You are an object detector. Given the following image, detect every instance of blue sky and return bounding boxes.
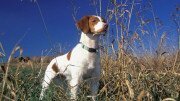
[0,0,180,58]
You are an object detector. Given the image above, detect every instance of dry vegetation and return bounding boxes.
[0,48,180,101]
[0,0,180,101]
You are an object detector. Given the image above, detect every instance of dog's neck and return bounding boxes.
[79,32,99,49]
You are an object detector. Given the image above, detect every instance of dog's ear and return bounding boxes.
[76,16,90,33]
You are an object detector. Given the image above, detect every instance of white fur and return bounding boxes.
[39,16,106,101]
[94,16,105,32]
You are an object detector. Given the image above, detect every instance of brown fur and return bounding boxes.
[67,50,72,61]
[52,63,59,73]
[76,16,90,33]
[76,16,100,34]
[89,16,100,33]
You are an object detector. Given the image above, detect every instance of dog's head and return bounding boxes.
[76,15,108,35]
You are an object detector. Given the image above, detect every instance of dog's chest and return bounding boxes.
[70,44,100,68]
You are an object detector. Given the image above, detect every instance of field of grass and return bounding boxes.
[0,0,180,101]
[0,51,180,101]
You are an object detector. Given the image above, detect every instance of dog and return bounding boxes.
[39,15,108,100]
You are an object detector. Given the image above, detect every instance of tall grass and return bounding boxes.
[0,0,180,101]
[0,50,179,101]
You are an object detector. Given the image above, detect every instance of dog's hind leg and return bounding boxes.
[39,60,58,100]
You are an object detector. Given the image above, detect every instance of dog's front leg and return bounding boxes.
[69,66,83,100]
[69,77,80,100]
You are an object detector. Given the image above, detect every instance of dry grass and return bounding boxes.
[0,0,180,101]
[99,51,180,101]
[0,51,180,101]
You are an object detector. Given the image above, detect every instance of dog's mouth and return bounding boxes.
[94,24,108,36]
[102,23,108,33]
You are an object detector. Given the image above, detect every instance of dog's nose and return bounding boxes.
[104,23,108,29]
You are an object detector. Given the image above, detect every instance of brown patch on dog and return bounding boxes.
[76,16,102,34]
[52,63,59,73]
[89,16,100,33]
[67,50,72,61]
[76,16,90,33]
[76,16,107,34]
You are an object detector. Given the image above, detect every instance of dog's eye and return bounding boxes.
[92,19,97,22]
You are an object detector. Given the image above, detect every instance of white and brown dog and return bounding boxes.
[39,15,108,100]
